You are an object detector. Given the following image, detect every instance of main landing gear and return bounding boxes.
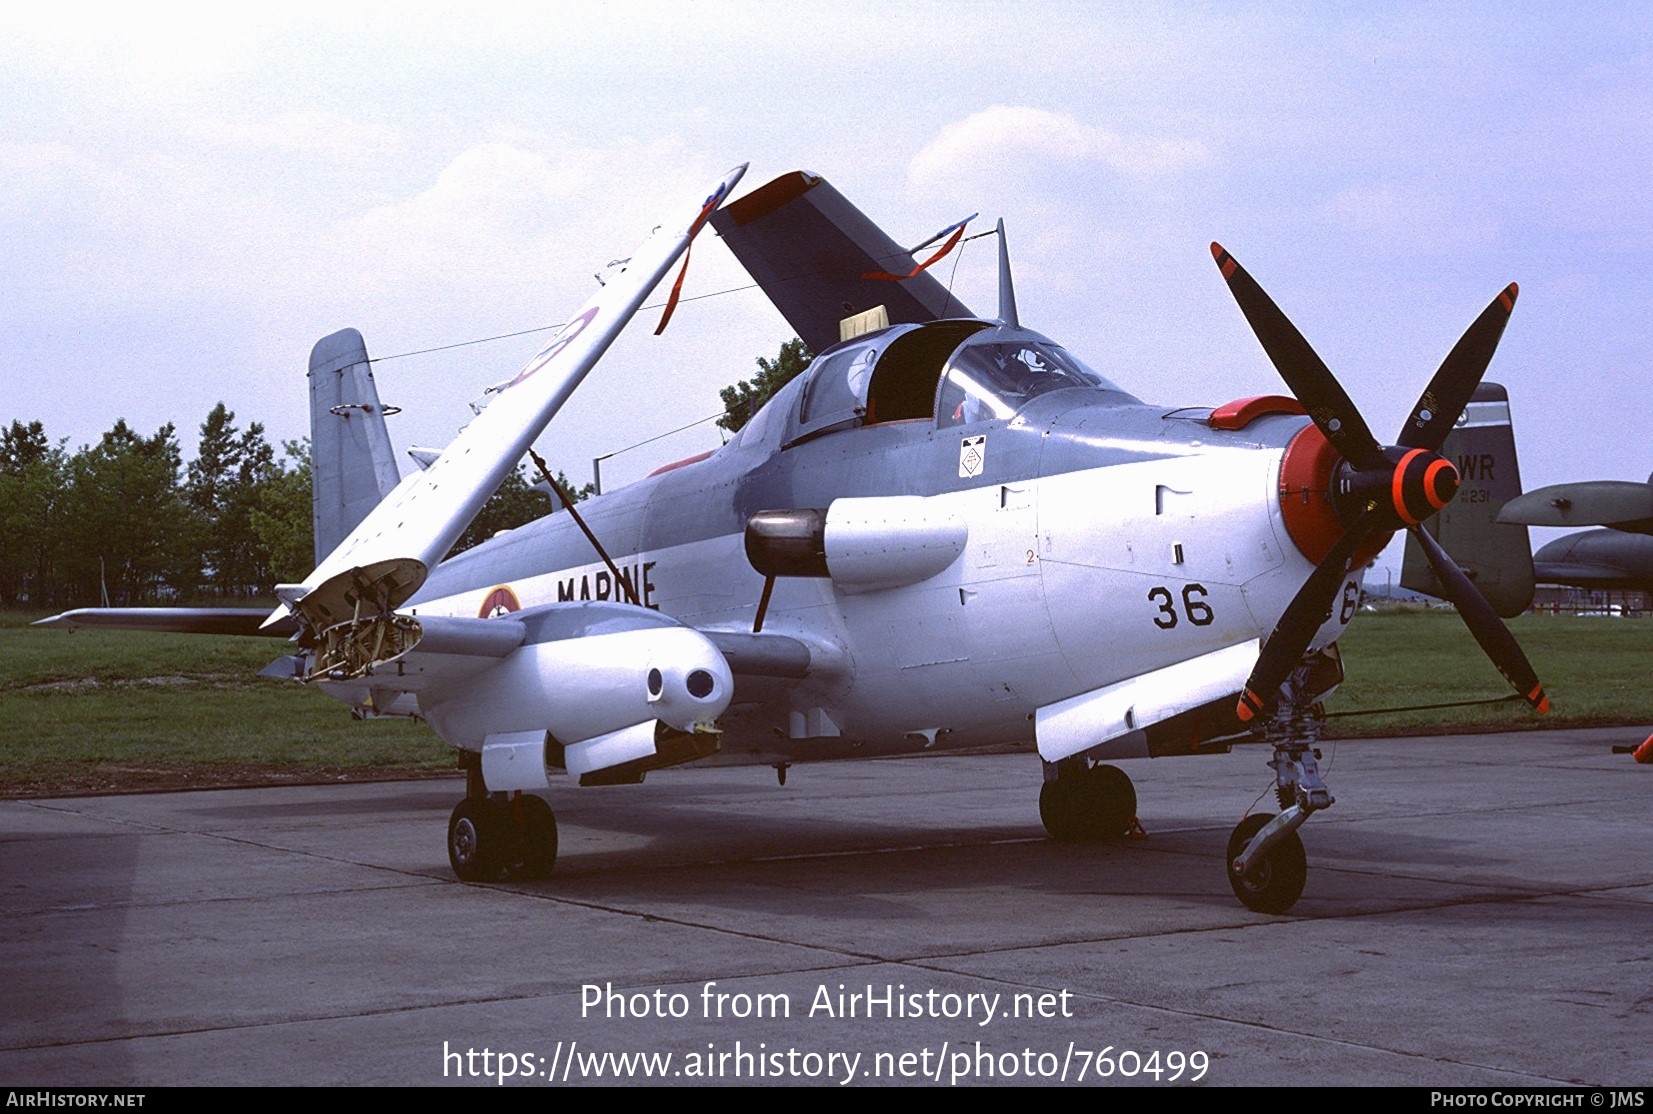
[1039,756,1138,842]
[447,756,559,882]
[1225,650,1339,914]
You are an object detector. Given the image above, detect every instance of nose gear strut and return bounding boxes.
[1229,648,1340,914]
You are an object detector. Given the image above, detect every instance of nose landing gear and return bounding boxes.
[1226,650,1338,914]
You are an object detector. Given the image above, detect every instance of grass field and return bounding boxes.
[2,606,1648,797]
[0,609,450,796]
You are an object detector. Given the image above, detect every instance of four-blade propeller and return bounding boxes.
[1210,244,1548,723]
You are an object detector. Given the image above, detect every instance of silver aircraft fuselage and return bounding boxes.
[389,322,1352,763]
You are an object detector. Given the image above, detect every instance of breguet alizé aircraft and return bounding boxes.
[39,165,1551,914]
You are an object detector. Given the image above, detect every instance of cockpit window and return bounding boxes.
[937,341,1122,427]
[798,345,877,425]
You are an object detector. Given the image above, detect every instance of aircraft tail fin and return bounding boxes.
[710,171,976,354]
[308,328,401,566]
[1400,382,1534,616]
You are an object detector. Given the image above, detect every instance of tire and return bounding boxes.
[1040,764,1137,842]
[1040,778,1084,842]
[1226,812,1307,914]
[1090,764,1137,838]
[448,799,504,882]
[504,795,558,881]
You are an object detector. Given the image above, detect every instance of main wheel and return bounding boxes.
[1089,764,1137,838]
[448,799,504,882]
[503,795,558,881]
[1040,763,1137,842]
[1226,812,1307,914]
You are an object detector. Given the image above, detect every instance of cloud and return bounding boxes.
[909,106,1210,193]
[343,139,704,289]
[183,111,405,162]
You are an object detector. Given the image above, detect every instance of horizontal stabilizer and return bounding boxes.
[34,608,299,637]
[710,171,976,354]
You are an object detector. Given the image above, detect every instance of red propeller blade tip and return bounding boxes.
[1498,283,1519,312]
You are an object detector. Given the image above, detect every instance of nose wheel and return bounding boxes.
[1226,812,1306,914]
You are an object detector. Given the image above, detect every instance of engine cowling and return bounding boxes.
[745,495,967,593]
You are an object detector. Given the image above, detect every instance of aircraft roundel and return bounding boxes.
[478,585,521,619]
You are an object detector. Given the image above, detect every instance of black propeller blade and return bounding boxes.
[1212,246,1547,724]
[1409,523,1549,712]
[1211,244,1383,472]
[1398,284,1519,452]
[1237,507,1381,724]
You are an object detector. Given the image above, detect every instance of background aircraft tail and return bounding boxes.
[308,328,401,565]
[1400,382,1534,616]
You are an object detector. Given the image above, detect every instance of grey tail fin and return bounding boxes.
[709,171,975,354]
[1400,382,1534,616]
[308,328,401,565]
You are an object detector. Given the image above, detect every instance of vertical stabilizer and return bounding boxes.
[1400,382,1534,616]
[309,329,401,565]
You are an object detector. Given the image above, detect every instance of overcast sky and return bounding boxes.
[4,3,1649,577]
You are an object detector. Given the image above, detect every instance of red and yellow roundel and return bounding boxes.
[478,585,521,618]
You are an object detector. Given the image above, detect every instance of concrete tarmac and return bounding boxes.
[3,725,1650,1088]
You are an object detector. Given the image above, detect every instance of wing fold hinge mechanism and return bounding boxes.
[300,562,426,682]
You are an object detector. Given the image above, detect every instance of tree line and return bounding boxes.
[3,339,811,609]
[0,405,595,609]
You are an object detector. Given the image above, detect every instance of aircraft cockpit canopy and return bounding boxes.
[935,336,1128,428]
[741,321,1133,452]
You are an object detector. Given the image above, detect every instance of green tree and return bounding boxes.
[186,404,281,596]
[717,337,812,434]
[57,420,194,605]
[0,420,67,604]
[249,440,314,586]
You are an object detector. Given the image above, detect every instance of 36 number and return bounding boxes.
[1149,583,1214,629]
